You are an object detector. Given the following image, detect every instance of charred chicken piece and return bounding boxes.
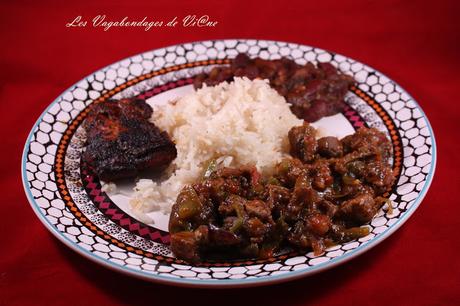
[82,98,177,181]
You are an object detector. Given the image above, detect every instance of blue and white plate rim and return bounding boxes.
[21,39,437,288]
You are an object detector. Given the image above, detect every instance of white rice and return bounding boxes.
[130,77,303,214]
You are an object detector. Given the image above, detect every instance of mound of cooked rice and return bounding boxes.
[130,77,303,215]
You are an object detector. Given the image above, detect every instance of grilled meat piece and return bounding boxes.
[82,98,177,181]
[194,53,355,122]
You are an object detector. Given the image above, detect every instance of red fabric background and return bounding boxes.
[1,0,459,305]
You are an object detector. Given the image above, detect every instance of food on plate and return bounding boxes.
[79,59,396,264]
[194,53,355,122]
[82,97,177,181]
[130,77,303,215]
[169,123,395,263]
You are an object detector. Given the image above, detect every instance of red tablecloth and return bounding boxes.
[1,0,459,305]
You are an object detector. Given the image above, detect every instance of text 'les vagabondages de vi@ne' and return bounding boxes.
[66,15,218,31]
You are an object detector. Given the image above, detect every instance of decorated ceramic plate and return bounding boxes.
[22,39,436,288]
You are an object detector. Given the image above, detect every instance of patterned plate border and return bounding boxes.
[22,39,436,287]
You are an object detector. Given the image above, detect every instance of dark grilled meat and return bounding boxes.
[82,98,177,181]
[194,53,355,122]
